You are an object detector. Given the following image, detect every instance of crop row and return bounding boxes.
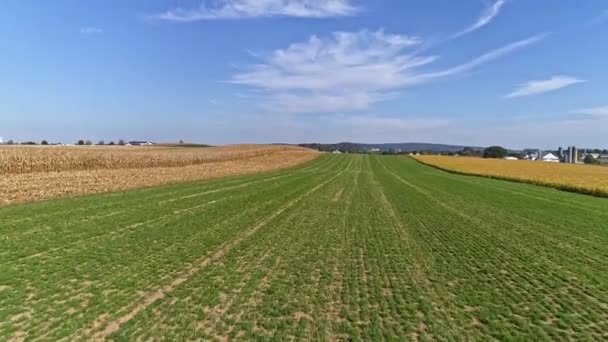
[2,155,608,340]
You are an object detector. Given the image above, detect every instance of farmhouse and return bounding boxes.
[128,141,155,146]
[524,153,539,161]
[582,152,600,160]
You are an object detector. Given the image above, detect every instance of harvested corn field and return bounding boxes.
[2,155,608,340]
[0,145,318,205]
[414,155,608,197]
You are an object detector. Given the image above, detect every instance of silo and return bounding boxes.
[573,146,578,164]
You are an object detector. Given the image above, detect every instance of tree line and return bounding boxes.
[2,139,128,146]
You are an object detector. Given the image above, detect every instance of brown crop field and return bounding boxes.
[413,155,608,197]
[0,145,319,205]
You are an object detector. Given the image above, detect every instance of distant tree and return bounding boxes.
[21,141,37,145]
[584,155,599,165]
[483,146,508,159]
[85,140,93,145]
[461,147,476,156]
[603,149,608,155]
[98,140,105,145]
[179,140,184,144]
[41,140,48,145]
[7,140,14,145]
[118,139,125,146]
[77,139,85,145]
[108,141,115,145]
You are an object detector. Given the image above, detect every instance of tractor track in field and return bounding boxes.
[7,166,332,263]
[87,162,348,340]
[17,199,226,262]
[380,161,475,222]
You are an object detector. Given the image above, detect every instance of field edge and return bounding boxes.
[411,156,608,199]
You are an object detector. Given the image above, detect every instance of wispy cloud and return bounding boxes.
[505,75,586,99]
[155,0,359,22]
[421,34,546,80]
[230,30,544,113]
[230,30,428,113]
[454,0,506,37]
[80,27,103,34]
[571,105,608,119]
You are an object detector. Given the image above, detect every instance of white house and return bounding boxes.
[504,156,518,160]
[582,152,600,160]
[332,150,342,154]
[542,153,560,163]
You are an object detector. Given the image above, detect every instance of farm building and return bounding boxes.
[128,141,155,146]
[542,153,560,163]
[582,152,600,160]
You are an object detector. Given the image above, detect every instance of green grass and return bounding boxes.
[2,155,608,340]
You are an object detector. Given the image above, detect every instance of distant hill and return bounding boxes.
[297,142,485,153]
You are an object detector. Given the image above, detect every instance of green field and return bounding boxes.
[2,154,608,340]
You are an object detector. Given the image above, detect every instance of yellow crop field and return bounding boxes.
[0,144,310,174]
[0,145,319,205]
[413,155,608,197]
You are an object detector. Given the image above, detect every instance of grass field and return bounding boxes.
[2,155,608,340]
[414,155,608,197]
[0,145,317,205]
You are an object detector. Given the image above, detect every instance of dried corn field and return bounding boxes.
[0,145,319,205]
[0,145,313,174]
[414,155,608,197]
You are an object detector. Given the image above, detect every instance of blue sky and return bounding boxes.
[1,0,607,149]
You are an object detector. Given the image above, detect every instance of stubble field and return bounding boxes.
[0,145,318,205]
[2,154,608,340]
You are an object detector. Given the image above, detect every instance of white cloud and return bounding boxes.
[156,0,359,22]
[231,30,544,113]
[80,27,103,34]
[505,75,586,99]
[571,105,608,118]
[421,34,546,80]
[454,0,506,37]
